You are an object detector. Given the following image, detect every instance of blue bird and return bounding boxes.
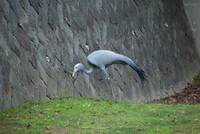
[73,50,147,102]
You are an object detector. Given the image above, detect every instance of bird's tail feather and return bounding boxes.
[134,67,147,86]
[123,56,147,86]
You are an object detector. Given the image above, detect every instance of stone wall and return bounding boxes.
[0,0,199,112]
[183,0,200,56]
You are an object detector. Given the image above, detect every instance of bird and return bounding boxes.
[72,50,147,102]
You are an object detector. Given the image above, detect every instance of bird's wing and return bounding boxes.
[118,55,147,86]
[87,50,147,85]
[87,50,117,68]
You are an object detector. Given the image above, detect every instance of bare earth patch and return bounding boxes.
[152,76,200,105]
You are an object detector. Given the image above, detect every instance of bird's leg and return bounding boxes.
[100,66,110,80]
[100,87,102,102]
[98,79,102,102]
[100,66,116,103]
[100,71,104,81]
[109,79,116,103]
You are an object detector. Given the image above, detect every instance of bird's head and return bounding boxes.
[72,63,84,77]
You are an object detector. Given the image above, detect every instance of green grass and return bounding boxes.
[193,71,200,81]
[0,96,200,134]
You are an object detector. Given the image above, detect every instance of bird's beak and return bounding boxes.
[72,70,76,77]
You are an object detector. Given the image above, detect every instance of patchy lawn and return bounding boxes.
[0,96,199,134]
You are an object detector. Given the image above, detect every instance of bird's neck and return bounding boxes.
[83,66,94,74]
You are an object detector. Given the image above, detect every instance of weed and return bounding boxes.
[193,71,200,81]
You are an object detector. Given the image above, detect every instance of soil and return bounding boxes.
[152,75,200,105]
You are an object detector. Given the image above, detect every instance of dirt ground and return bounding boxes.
[152,74,200,105]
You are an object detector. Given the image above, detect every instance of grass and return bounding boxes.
[0,96,200,134]
[193,71,200,83]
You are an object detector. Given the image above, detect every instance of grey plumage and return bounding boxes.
[73,50,147,85]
